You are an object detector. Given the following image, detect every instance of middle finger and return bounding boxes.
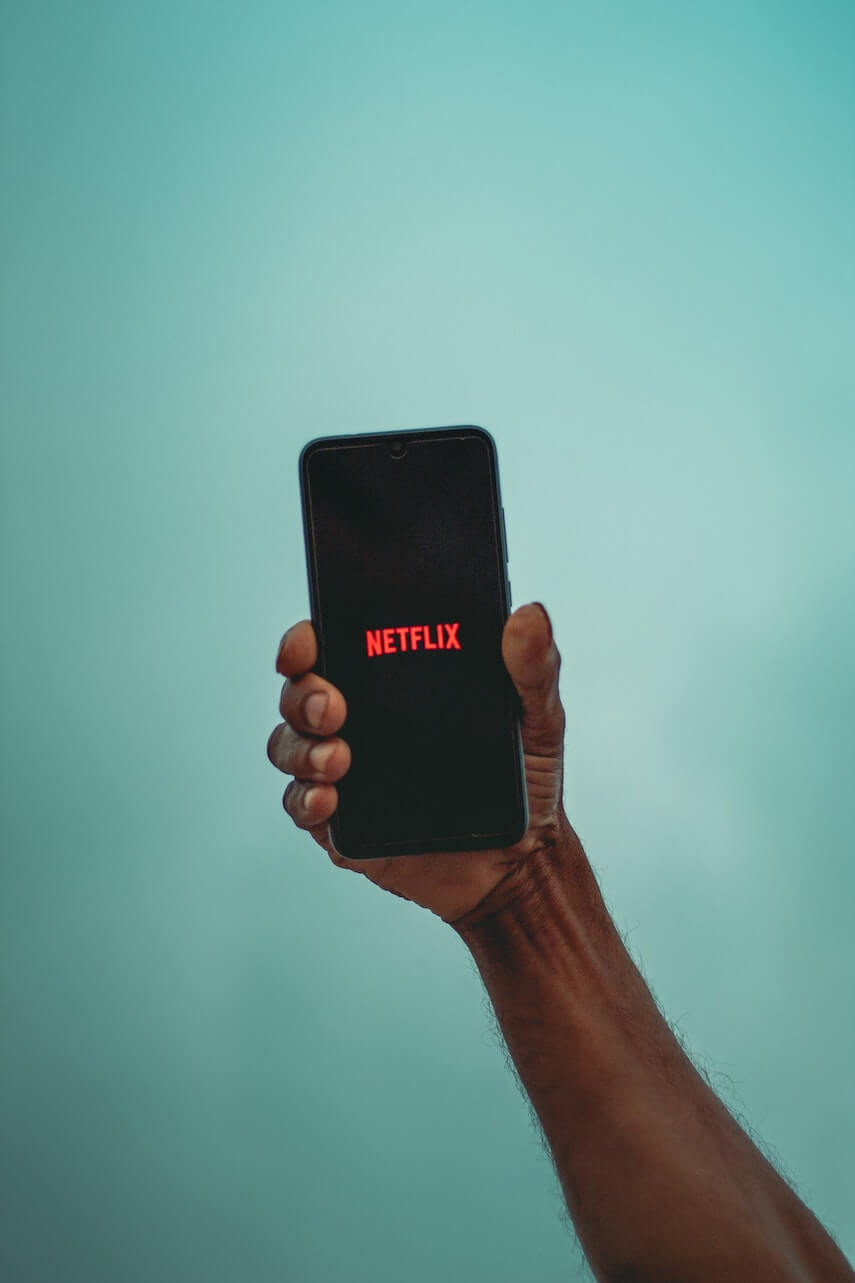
[267,722,351,781]
[279,673,347,736]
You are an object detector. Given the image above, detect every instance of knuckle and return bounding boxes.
[547,687,566,734]
[282,779,296,816]
[268,724,298,774]
[266,724,284,767]
[283,779,306,825]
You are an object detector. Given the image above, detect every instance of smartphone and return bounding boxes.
[298,425,528,860]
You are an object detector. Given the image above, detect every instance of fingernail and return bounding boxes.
[533,602,553,643]
[303,786,322,812]
[304,691,328,729]
[309,742,335,772]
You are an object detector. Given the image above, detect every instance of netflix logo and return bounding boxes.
[366,623,461,656]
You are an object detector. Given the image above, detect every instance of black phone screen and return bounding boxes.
[299,425,527,859]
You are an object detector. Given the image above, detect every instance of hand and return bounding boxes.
[266,602,570,926]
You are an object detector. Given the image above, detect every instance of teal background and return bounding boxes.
[2,2,853,1279]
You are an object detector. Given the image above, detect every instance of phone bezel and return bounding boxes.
[298,424,527,859]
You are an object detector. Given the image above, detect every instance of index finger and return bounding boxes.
[275,620,317,678]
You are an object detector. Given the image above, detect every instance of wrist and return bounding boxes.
[449,807,618,971]
[449,806,666,1073]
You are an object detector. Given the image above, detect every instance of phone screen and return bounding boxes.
[299,425,527,858]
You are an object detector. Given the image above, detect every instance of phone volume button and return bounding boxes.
[501,507,509,561]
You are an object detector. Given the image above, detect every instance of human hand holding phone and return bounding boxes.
[266,600,570,926]
[267,571,855,1283]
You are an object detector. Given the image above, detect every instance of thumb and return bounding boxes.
[501,602,565,760]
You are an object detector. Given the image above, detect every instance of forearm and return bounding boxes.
[452,810,854,1283]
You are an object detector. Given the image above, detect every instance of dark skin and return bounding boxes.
[267,602,855,1282]
[266,600,566,927]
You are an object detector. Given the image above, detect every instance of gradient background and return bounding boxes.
[2,2,853,1280]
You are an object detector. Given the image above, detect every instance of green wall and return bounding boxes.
[2,2,853,1279]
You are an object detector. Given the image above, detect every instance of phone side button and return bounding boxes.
[501,507,509,561]
[507,578,512,606]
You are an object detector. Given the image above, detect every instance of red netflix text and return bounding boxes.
[365,623,461,656]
